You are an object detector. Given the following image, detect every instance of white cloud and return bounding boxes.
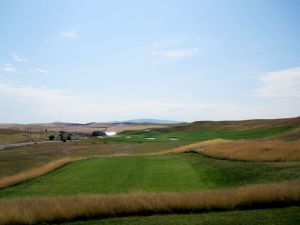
[153,48,198,58]
[138,40,200,63]
[11,52,28,63]
[60,30,78,40]
[0,78,84,118]
[1,64,17,73]
[0,75,299,123]
[255,67,300,99]
[28,68,49,75]
[35,68,49,75]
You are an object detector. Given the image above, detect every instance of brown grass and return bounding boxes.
[198,139,300,162]
[273,127,300,141]
[159,139,300,162]
[0,179,299,225]
[0,157,85,189]
[150,139,228,155]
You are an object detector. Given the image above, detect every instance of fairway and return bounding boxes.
[1,153,300,198]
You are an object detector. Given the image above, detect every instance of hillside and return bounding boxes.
[161,116,300,132]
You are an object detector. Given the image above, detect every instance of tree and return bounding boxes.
[48,135,55,140]
[59,131,65,141]
[92,131,106,137]
[67,133,72,140]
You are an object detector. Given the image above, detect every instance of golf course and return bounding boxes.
[2,1,300,224]
[0,117,300,225]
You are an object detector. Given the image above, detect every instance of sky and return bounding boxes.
[0,0,300,123]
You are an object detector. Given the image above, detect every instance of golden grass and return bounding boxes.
[273,127,300,141]
[0,179,299,225]
[150,139,229,155]
[159,139,300,161]
[0,157,85,189]
[198,139,300,162]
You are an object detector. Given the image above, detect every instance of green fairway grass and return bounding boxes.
[54,207,300,225]
[1,153,299,198]
[0,140,187,178]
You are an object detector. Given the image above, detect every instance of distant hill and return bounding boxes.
[113,119,183,124]
[2,116,299,133]
[165,116,300,132]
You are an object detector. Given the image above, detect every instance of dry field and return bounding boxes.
[162,138,300,162]
[198,139,300,162]
[179,116,300,131]
[0,179,299,225]
[0,123,168,133]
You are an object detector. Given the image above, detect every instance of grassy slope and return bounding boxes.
[109,126,295,142]
[56,207,300,225]
[1,153,299,198]
[0,121,297,177]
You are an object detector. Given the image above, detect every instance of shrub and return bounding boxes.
[48,135,55,141]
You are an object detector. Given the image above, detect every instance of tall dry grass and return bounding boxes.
[159,139,300,162]
[0,157,84,189]
[0,179,299,225]
[197,139,300,162]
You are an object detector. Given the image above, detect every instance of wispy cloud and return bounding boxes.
[2,52,50,76]
[60,29,78,40]
[255,67,300,99]
[152,48,198,58]
[11,52,28,63]
[138,40,200,63]
[1,76,299,123]
[35,68,49,75]
[0,79,232,122]
[0,78,83,118]
[1,64,17,73]
[27,68,50,75]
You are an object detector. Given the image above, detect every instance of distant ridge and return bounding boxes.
[111,119,183,124]
[51,119,183,125]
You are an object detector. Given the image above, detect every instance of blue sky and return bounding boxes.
[0,0,300,123]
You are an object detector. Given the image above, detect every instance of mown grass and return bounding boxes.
[0,157,85,189]
[57,207,300,225]
[0,140,186,178]
[0,180,299,225]
[0,154,299,198]
[187,153,300,187]
[0,155,214,197]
